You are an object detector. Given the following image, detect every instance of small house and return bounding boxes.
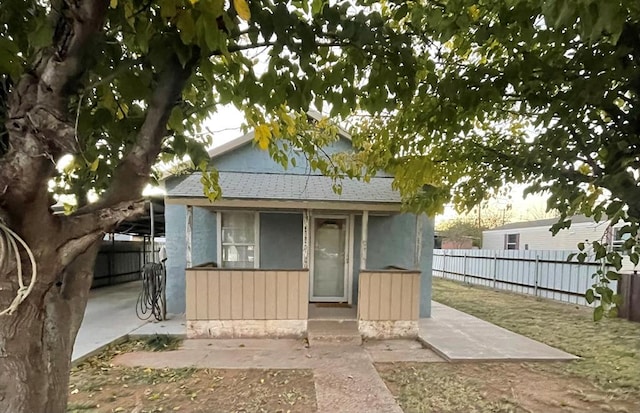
[163,118,434,339]
[482,216,620,251]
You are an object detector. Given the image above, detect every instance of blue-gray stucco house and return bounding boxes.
[164,120,434,338]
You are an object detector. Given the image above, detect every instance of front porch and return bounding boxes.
[185,267,421,339]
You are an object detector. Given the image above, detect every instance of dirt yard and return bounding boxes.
[376,278,640,413]
[67,338,316,413]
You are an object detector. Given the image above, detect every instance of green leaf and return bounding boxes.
[593,305,604,321]
[177,12,196,44]
[605,271,620,281]
[585,288,595,304]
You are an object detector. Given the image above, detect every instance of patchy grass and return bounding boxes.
[376,278,640,413]
[432,278,640,393]
[68,339,316,413]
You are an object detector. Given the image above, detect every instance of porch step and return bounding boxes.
[307,320,362,346]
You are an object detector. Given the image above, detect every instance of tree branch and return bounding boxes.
[85,54,195,212]
[0,0,109,214]
[58,200,145,267]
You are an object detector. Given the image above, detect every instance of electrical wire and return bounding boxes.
[136,262,165,321]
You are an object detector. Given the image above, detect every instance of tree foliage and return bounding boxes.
[351,1,640,320]
[0,1,418,411]
[438,205,511,248]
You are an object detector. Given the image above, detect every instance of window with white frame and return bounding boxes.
[219,212,259,268]
[505,233,519,250]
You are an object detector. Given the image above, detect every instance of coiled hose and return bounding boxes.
[136,262,165,321]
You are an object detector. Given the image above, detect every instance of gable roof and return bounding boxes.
[167,171,400,204]
[485,215,595,232]
[207,110,351,159]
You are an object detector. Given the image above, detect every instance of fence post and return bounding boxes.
[463,252,467,284]
[493,252,497,289]
[443,251,447,279]
[534,254,540,297]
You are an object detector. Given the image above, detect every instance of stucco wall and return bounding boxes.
[165,204,187,314]
[367,214,417,270]
[212,138,354,174]
[260,212,303,269]
[420,215,434,317]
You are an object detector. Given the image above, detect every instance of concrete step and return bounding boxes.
[307,320,362,346]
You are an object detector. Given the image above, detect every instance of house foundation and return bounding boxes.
[187,320,307,338]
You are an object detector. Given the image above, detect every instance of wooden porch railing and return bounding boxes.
[357,270,421,321]
[186,268,309,321]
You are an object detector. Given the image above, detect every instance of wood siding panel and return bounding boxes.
[253,271,266,320]
[298,271,309,319]
[369,273,381,320]
[231,274,243,320]
[276,271,288,319]
[358,271,370,320]
[390,274,402,320]
[400,274,413,319]
[218,271,232,319]
[185,272,197,320]
[265,272,277,319]
[185,269,309,321]
[287,272,299,319]
[207,270,220,319]
[242,271,254,319]
[195,271,208,320]
[358,271,420,321]
[411,273,420,320]
[379,273,392,320]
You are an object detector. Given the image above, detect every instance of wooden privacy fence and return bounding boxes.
[432,249,614,306]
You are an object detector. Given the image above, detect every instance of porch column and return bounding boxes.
[302,209,310,268]
[414,213,423,268]
[186,205,193,268]
[360,210,368,270]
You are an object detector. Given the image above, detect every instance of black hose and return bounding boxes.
[136,262,165,321]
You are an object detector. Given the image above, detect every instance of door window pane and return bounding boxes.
[313,218,346,298]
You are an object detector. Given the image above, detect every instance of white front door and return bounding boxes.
[310,216,350,302]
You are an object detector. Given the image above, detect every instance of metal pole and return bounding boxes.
[443,251,447,279]
[109,233,115,286]
[463,252,467,284]
[493,252,497,289]
[534,254,540,297]
[150,200,155,261]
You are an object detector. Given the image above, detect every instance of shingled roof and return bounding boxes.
[166,171,401,204]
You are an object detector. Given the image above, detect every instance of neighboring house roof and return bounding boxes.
[167,171,400,204]
[207,110,351,159]
[485,215,595,232]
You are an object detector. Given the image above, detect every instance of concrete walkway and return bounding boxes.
[73,281,186,364]
[114,338,439,413]
[418,301,578,361]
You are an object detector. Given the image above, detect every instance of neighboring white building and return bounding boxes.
[482,215,622,251]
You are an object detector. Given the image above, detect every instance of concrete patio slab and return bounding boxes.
[364,339,444,363]
[129,313,186,338]
[114,339,314,369]
[419,301,579,362]
[73,281,147,363]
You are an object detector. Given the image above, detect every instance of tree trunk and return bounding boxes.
[0,240,99,413]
